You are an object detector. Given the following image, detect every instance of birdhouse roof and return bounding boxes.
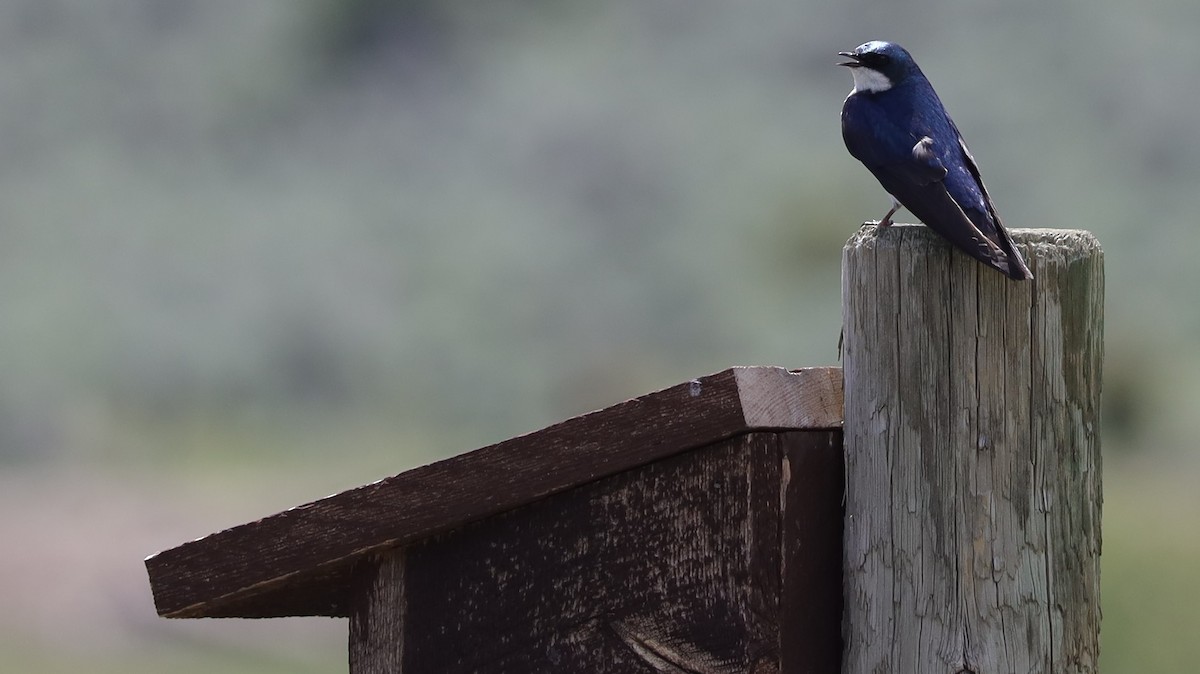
[145,366,842,619]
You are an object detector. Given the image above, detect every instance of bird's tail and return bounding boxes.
[988,217,1033,281]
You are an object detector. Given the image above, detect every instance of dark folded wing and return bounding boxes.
[870,162,1026,279]
[950,134,1032,279]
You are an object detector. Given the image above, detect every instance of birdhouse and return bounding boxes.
[146,366,846,673]
[148,228,1107,673]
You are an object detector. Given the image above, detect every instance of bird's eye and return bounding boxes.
[859,52,889,67]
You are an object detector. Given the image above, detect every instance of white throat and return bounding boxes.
[849,67,893,93]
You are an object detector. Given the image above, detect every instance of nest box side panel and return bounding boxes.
[349,552,406,674]
[779,430,844,674]
[355,432,784,673]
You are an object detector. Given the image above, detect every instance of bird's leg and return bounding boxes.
[878,196,901,228]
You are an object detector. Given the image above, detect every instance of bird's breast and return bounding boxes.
[841,93,915,166]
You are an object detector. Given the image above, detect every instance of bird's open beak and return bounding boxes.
[838,51,862,67]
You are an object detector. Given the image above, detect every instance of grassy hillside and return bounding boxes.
[1,1,1197,671]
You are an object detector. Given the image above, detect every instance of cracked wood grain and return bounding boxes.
[841,225,1103,674]
[349,552,406,673]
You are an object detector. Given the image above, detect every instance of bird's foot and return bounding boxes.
[877,199,901,228]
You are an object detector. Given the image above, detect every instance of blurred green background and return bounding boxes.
[1,0,1197,671]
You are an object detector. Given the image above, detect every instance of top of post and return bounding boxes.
[845,224,1103,261]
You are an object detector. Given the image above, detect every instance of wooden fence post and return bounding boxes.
[841,225,1103,674]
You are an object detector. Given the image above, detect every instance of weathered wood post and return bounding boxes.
[841,225,1103,674]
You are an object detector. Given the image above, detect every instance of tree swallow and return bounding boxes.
[839,41,1032,280]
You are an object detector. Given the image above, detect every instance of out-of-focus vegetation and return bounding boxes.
[0,0,1197,671]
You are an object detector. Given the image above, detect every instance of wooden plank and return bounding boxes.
[147,366,842,619]
[391,432,785,673]
[348,552,406,674]
[735,367,843,429]
[779,430,844,674]
[841,225,1103,673]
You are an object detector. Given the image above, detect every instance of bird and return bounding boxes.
[838,41,1032,280]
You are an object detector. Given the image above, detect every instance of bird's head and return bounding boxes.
[838,41,921,93]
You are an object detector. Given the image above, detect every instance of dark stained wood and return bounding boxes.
[380,433,785,673]
[349,552,406,674]
[147,366,843,619]
[195,566,352,619]
[410,432,783,673]
[778,430,843,674]
[342,430,845,673]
